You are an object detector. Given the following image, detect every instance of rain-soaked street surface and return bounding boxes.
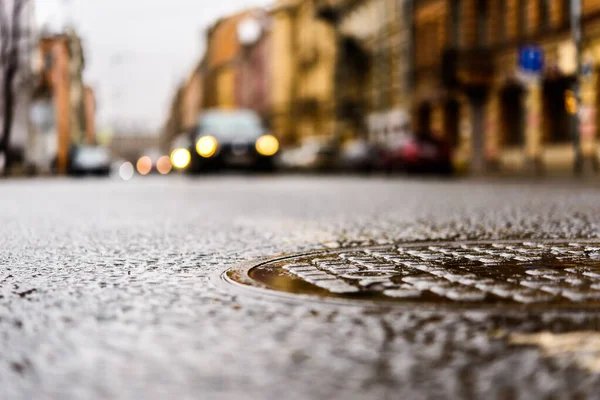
[3,176,600,399]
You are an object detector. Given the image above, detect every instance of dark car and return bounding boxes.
[382,131,453,175]
[188,109,279,173]
[68,145,111,176]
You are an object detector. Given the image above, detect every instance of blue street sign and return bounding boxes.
[518,45,544,74]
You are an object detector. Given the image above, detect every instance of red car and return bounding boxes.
[382,132,453,175]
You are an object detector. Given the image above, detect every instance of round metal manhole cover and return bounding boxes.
[221,241,600,309]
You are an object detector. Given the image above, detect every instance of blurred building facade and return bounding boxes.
[29,29,92,174]
[316,0,412,145]
[203,11,250,110]
[271,0,337,145]
[162,9,273,152]
[110,133,159,164]
[412,0,481,173]
[160,62,204,153]
[411,0,600,175]
[203,9,272,114]
[482,1,600,175]
[161,0,600,176]
[236,11,272,119]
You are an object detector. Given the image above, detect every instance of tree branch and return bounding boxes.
[10,0,27,62]
[0,1,10,63]
[0,0,30,174]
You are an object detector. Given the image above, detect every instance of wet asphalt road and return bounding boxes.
[3,175,600,399]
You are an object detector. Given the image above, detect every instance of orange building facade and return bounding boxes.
[271,0,337,144]
[413,0,600,175]
[31,31,91,174]
[162,8,274,152]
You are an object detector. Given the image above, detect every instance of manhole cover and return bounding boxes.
[222,241,600,308]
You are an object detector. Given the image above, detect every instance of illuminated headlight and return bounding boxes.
[255,135,279,156]
[196,136,218,158]
[170,148,191,169]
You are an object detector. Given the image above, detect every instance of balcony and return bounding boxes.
[441,48,494,89]
[315,1,339,24]
[315,0,363,24]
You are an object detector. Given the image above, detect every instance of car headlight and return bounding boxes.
[170,148,191,169]
[196,136,218,158]
[255,135,279,156]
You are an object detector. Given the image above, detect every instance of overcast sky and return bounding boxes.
[35,0,272,135]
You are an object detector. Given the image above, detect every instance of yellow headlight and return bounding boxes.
[255,135,279,156]
[196,136,218,158]
[170,148,191,169]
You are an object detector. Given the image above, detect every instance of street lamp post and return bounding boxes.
[571,0,584,175]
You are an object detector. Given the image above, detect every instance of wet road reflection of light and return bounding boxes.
[119,162,135,181]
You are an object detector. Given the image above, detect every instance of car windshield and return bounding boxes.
[198,111,264,139]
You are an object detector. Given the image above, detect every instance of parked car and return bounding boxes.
[110,158,129,178]
[336,139,380,173]
[188,109,279,172]
[278,138,338,172]
[382,131,452,175]
[69,145,111,176]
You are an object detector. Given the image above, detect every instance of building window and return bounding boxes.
[497,0,507,42]
[396,0,403,23]
[518,0,528,37]
[450,0,461,47]
[501,85,525,146]
[417,22,438,67]
[444,99,460,147]
[543,78,577,143]
[562,0,570,27]
[476,0,488,47]
[539,0,550,30]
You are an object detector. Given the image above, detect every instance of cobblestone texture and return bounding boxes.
[2,176,600,399]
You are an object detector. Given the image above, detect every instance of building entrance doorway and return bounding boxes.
[500,84,525,147]
[443,99,460,147]
[417,102,432,134]
[542,76,576,144]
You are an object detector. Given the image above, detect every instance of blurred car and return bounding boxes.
[69,145,111,176]
[110,158,128,177]
[278,138,338,172]
[336,139,380,173]
[188,109,279,172]
[382,132,452,175]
